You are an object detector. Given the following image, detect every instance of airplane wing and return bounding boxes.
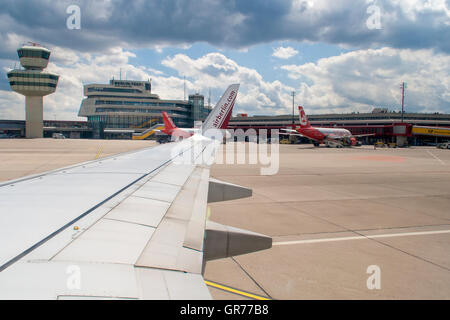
[352,133,376,138]
[280,128,297,134]
[326,133,375,140]
[0,136,271,299]
[280,129,324,143]
[280,132,308,138]
[279,128,306,137]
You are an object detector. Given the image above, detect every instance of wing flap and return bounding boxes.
[136,268,211,300]
[0,260,211,300]
[104,196,170,228]
[183,168,210,251]
[53,219,155,265]
[132,181,181,203]
[135,166,211,273]
[135,216,203,273]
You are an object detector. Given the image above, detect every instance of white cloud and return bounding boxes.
[0,47,163,121]
[161,52,295,115]
[272,46,299,59]
[281,47,450,113]
[0,91,24,119]
[0,32,29,56]
[50,46,80,65]
[92,47,136,66]
[1,46,449,123]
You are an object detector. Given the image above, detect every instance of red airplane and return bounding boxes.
[161,111,193,139]
[281,106,374,147]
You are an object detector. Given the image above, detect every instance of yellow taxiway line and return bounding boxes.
[204,280,271,300]
[95,145,104,159]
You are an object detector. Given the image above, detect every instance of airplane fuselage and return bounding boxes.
[162,127,194,138]
[164,127,232,140]
[299,127,356,145]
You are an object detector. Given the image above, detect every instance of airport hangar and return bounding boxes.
[1,109,450,145]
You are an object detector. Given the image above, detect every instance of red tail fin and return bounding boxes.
[298,106,311,128]
[162,112,177,134]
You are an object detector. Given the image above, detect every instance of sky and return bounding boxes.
[0,0,449,121]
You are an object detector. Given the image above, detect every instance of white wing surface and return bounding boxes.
[0,136,271,299]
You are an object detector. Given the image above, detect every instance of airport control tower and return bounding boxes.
[7,43,59,138]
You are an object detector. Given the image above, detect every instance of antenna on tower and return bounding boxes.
[120,68,122,80]
[208,88,211,107]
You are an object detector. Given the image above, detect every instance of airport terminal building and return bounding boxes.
[227,111,450,145]
[2,108,450,144]
[78,79,211,139]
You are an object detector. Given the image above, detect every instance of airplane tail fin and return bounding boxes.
[202,84,239,131]
[162,111,177,134]
[298,106,311,128]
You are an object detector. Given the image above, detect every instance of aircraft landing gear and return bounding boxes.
[325,141,343,148]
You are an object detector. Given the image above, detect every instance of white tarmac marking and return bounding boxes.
[426,150,445,165]
[273,229,450,246]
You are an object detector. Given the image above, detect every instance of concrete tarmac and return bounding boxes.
[0,139,449,299]
[0,138,155,182]
[205,143,450,299]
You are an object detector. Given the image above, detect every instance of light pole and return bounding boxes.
[291,91,296,126]
[401,82,407,123]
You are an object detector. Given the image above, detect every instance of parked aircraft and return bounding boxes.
[282,106,374,147]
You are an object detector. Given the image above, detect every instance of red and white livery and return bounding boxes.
[282,106,374,147]
[159,84,239,140]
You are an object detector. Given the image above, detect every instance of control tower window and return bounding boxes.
[18,49,50,60]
